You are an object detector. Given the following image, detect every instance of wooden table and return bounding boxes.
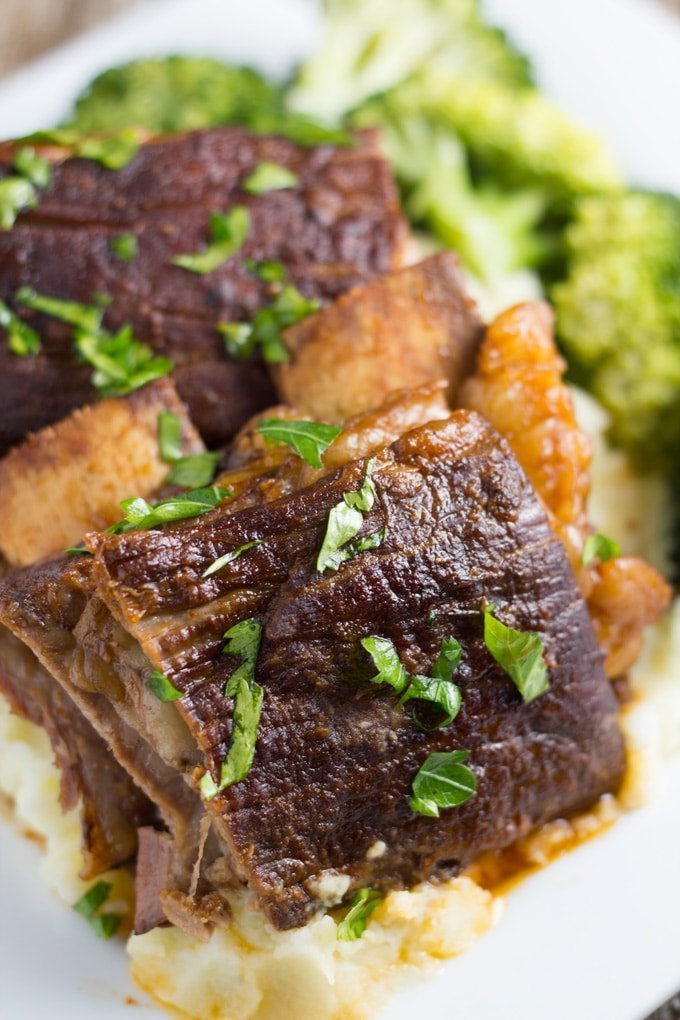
[0,0,137,78]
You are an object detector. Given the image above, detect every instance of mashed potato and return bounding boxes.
[0,387,677,1020]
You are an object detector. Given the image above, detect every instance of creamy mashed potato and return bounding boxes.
[0,387,678,1020]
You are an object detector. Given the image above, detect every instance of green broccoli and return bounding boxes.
[354,104,549,286]
[552,191,680,471]
[358,72,622,202]
[65,56,351,147]
[288,0,532,121]
[67,57,284,134]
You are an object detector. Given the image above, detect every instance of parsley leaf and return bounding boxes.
[244,258,286,283]
[337,888,383,941]
[173,206,250,275]
[110,233,138,263]
[75,324,172,396]
[202,540,263,578]
[73,880,122,940]
[320,526,385,571]
[112,485,230,533]
[13,146,52,188]
[157,411,219,487]
[200,619,264,800]
[316,460,379,572]
[0,177,37,229]
[243,161,299,195]
[21,128,139,169]
[256,418,342,469]
[0,300,41,355]
[483,605,549,704]
[15,287,173,395]
[16,286,106,332]
[219,284,320,364]
[148,669,183,703]
[582,532,621,566]
[361,635,409,693]
[362,634,463,729]
[409,750,476,818]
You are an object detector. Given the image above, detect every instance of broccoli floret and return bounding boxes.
[361,72,621,202]
[67,57,283,134]
[356,104,549,286]
[288,0,532,121]
[552,191,680,471]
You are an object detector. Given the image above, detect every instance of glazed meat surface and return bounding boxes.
[80,412,624,929]
[0,126,406,453]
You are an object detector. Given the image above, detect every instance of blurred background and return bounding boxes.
[0,0,678,79]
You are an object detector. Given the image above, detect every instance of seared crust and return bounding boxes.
[0,126,407,452]
[274,253,483,421]
[0,378,203,567]
[85,412,624,929]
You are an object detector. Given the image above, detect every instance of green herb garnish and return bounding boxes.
[15,286,172,395]
[316,460,378,572]
[73,880,122,940]
[64,545,91,556]
[582,532,621,566]
[75,324,172,396]
[409,750,476,818]
[0,177,37,229]
[173,206,250,275]
[243,161,299,195]
[362,634,462,728]
[256,418,342,469]
[148,669,183,703]
[16,286,106,332]
[322,527,385,571]
[219,283,320,363]
[200,619,264,800]
[75,130,139,169]
[0,300,41,355]
[202,541,263,579]
[157,411,219,487]
[111,485,230,533]
[110,233,138,263]
[13,146,52,188]
[361,635,409,692]
[483,605,549,704]
[337,888,384,941]
[244,258,286,283]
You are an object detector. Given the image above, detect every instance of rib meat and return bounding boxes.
[0,127,406,453]
[50,412,624,930]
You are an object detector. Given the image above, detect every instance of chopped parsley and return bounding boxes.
[316,460,379,572]
[244,258,286,283]
[483,605,549,704]
[13,146,52,189]
[14,286,172,395]
[243,161,299,195]
[0,177,37,229]
[202,540,263,579]
[362,634,463,729]
[0,300,41,355]
[219,283,320,363]
[173,206,250,275]
[256,418,342,468]
[148,669,183,703]
[336,888,384,941]
[157,411,219,488]
[24,128,139,169]
[409,750,476,818]
[200,619,264,800]
[73,880,122,940]
[111,485,231,533]
[110,232,138,263]
[582,532,621,566]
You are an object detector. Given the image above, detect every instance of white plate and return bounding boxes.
[0,2,679,1018]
